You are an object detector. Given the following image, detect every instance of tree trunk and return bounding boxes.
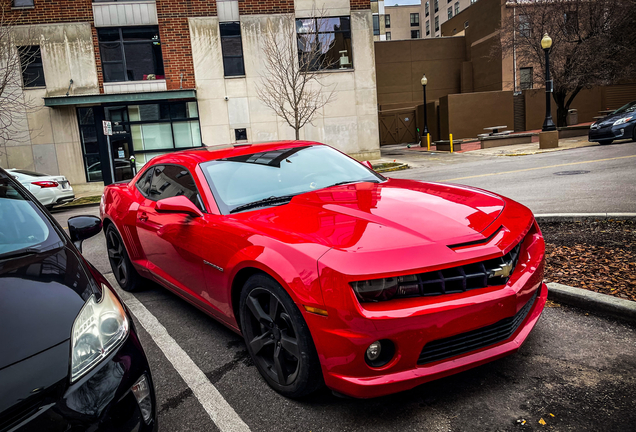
[294,127,300,140]
[552,91,567,128]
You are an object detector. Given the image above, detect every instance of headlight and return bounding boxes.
[351,275,419,302]
[71,284,129,382]
[613,116,632,126]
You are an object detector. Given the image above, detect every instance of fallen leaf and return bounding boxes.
[539,418,546,425]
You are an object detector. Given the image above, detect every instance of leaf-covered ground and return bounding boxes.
[540,219,636,302]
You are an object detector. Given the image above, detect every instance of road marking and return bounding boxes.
[108,275,251,432]
[438,154,636,182]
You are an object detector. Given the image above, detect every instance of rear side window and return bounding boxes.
[137,164,204,211]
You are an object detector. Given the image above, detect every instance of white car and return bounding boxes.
[7,169,75,209]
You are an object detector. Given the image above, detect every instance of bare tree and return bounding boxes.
[0,1,39,160]
[257,11,338,140]
[500,0,636,127]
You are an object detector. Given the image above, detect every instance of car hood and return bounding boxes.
[596,111,634,127]
[233,179,506,252]
[0,245,96,370]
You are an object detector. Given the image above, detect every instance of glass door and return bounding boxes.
[105,106,136,182]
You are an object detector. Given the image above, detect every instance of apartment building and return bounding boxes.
[381,0,473,40]
[0,0,379,188]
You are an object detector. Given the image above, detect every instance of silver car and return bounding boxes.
[7,169,75,209]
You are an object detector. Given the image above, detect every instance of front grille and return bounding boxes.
[396,241,523,298]
[417,288,539,365]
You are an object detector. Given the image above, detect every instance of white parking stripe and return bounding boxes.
[107,275,251,432]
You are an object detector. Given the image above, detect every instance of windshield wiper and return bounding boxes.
[0,247,46,260]
[230,194,297,214]
[328,179,381,187]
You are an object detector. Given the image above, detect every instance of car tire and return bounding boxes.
[240,274,323,398]
[105,224,144,292]
[599,139,613,145]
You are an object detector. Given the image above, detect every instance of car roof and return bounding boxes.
[147,140,323,167]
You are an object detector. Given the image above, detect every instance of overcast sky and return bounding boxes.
[384,0,421,6]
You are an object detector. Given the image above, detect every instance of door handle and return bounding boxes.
[138,211,148,222]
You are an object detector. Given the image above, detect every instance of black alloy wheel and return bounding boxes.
[106,224,143,292]
[240,274,323,398]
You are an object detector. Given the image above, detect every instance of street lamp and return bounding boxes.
[421,74,429,136]
[541,33,556,131]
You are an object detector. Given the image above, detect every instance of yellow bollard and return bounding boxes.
[427,133,431,151]
[450,134,454,153]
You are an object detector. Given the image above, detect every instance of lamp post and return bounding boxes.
[541,33,556,131]
[421,74,429,136]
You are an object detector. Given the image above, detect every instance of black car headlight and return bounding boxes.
[71,284,129,382]
[351,275,419,302]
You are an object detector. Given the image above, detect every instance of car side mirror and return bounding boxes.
[155,195,204,218]
[68,215,103,253]
[361,160,374,170]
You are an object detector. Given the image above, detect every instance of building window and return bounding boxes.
[77,108,101,182]
[471,0,477,4]
[410,13,419,26]
[296,16,353,71]
[386,32,391,40]
[464,20,469,28]
[518,14,531,38]
[455,2,459,15]
[426,21,430,36]
[520,67,533,90]
[448,7,452,19]
[385,14,391,28]
[425,1,429,16]
[19,46,45,87]
[434,0,438,12]
[373,15,380,35]
[435,16,439,32]
[219,22,246,77]
[98,27,164,83]
[411,30,420,39]
[13,0,34,6]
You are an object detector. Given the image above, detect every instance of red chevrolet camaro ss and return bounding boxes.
[100,141,547,398]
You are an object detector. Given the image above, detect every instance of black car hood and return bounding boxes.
[596,112,632,127]
[0,245,97,370]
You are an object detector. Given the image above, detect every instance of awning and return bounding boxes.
[44,89,197,107]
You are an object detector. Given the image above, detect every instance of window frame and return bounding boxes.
[520,67,533,90]
[219,21,246,77]
[426,20,430,36]
[295,16,353,72]
[98,26,164,83]
[448,7,452,19]
[411,29,420,39]
[454,2,459,15]
[435,16,439,32]
[19,46,45,88]
[425,1,430,16]
[373,15,380,35]
[385,14,391,28]
[434,0,439,13]
[410,13,420,26]
[386,32,391,41]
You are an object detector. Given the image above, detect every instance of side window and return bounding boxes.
[136,166,155,196]
[154,165,205,211]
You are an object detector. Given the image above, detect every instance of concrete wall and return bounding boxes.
[375,36,465,105]
[523,87,603,131]
[439,90,514,139]
[190,11,380,160]
[0,23,98,184]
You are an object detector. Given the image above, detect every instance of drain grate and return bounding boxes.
[553,170,590,176]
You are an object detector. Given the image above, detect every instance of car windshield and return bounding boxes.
[612,101,636,115]
[0,174,63,257]
[200,145,384,214]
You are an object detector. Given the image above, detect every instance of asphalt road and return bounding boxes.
[386,141,636,214]
[53,202,636,431]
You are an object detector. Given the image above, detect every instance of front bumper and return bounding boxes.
[588,122,634,141]
[307,221,546,398]
[4,329,157,432]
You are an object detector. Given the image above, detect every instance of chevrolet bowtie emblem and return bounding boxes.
[489,261,514,279]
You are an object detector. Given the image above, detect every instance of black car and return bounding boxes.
[589,100,636,145]
[0,168,156,431]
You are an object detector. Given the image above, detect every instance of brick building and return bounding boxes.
[1,0,379,188]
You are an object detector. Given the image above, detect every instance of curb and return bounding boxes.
[535,213,636,222]
[50,201,101,213]
[374,163,409,173]
[547,282,636,323]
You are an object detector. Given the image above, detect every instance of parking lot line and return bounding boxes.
[110,278,251,432]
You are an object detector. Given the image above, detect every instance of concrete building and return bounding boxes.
[380,0,473,41]
[0,0,380,190]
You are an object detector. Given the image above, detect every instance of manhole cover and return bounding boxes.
[553,170,590,176]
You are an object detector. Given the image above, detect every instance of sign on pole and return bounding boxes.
[102,120,113,136]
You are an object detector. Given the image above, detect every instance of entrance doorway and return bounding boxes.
[105,106,135,182]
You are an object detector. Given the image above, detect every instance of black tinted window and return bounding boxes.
[141,165,204,211]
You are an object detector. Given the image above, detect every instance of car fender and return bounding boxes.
[226,241,328,315]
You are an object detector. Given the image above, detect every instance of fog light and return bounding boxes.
[131,374,152,424]
[366,341,382,361]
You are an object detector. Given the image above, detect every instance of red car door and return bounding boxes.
[135,165,210,305]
